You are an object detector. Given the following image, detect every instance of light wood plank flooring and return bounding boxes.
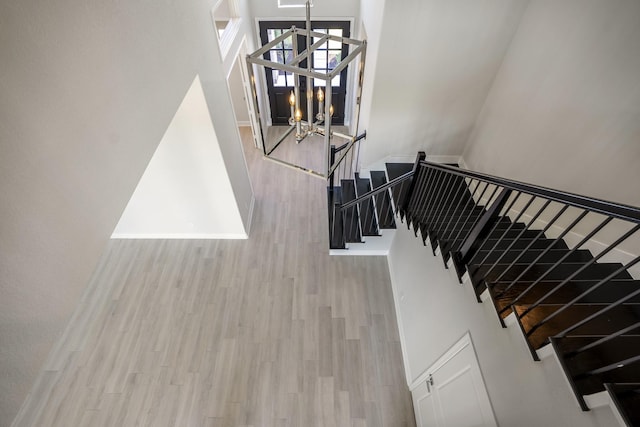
[11,127,415,427]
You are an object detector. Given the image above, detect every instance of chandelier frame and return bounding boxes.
[245,1,367,179]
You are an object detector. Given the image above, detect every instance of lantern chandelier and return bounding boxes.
[245,1,367,179]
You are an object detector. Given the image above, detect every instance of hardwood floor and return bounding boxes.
[12,127,415,427]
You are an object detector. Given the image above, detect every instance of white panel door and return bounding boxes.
[411,333,497,427]
[413,380,442,427]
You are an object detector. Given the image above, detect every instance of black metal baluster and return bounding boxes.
[574,355,640,381]
[563,322,640,358]
[449,181,497,250]
[331,203,339,247]
[426,173,454,233]
[442,179,480,244]
[450,182,497,250]
[463,191,523,277]
[433,176,467,240]
[348,145,354,179]
[418,171,449,244]
[407,167,429,224]
[412,168,439,232]
[471,194,535,274]
[553,258,640,340]
[398,152,426,217]
[410,167,433,221]
[521,224,640,325]
[509,215,613,309]
[480,197,549,281]
[398,181,413,230]
[496,210,591,316]
[493,204,569,288]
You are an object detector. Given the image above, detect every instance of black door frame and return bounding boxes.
[258,20,351,126]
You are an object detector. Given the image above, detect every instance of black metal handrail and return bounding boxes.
[419,161,640,224]
[334,131,366,153]
[328,132,367,191]
[337,152,425,211]
[338,170,413,210]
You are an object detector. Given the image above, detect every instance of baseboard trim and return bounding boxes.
[386,239,414,387]
[426,154,464,165]
[330,248,389,256]
[362,154,464,174]
[111,232,249,239]
[329,230,397,256]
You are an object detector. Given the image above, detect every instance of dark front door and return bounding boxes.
[259,21,351,126]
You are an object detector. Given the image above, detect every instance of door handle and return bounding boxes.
[426,374,434,393]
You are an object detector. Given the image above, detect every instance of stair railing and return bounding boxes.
[328,132,367,190]
[330,155,640,420]
[329,152,425,248]
[404,163,639,276]
[402,160,640,416]
[327,132,367,248]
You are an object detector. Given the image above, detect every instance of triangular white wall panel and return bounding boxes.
[112,75,248,239]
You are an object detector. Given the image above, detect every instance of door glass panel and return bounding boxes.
[314,51,327,68]
[312,29,327,43]
[268,29,282,41]
[285,73,295,86]
[283,36,293,49]
[314,74,326,87]
[328,51,341,69]
[328,29,342,48]
[284,50,294,64]
[272,70,286,87]
[270,50,284,63]
[331,75,340,87]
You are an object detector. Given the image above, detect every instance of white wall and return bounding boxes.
[357,0,386,139]
[228,57,251,125]
[249,0,359,20]
[463,0,640,208]
[360,0,529,167]
[112,76,248,239]
[0,0,253,423]
[388,226,619,426]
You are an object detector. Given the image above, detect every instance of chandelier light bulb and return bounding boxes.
[317,88,324,102]
[289,91,296,106]
[329,104,334,116]
[295,109,303,122]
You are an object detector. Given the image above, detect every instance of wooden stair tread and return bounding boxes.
[515,304,640,350]
[557,334,640,377]
[605,383,640,426]
[469,249,594,265]
[490,279,640,313]
[472,262,632,285]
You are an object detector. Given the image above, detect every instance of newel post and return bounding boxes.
[398,151,426,220]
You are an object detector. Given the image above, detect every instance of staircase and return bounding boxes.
[327,152,640,426]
